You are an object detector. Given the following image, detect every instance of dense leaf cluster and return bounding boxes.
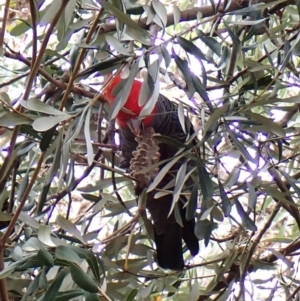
[0,0,300,300]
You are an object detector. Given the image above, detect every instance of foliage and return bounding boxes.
[0,0,300,300]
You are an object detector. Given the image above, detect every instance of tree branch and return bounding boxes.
[97,0,290,35]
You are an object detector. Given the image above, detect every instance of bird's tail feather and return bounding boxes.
[154,223,184,270]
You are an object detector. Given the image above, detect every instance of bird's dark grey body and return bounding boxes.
[119,93,199,270]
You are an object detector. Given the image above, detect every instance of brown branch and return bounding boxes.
[0,0,10,50]
[0,246,8,301]
[96,0,291,35]
[4,51,95,99]
[23,0,70,100]
[0,49,70,89]
[59,7,103,110]
[1,152,45,243]
[269,167,300,229]
[28,0,37,66]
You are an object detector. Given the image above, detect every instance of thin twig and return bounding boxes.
[23,0,69,100]
[1,152,45,243]
[0,0,10,49]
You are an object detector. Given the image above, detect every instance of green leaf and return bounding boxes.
[247,182,257,210]
[187,282,200,301]
[70,246,102,282]
[280,169,300,201]
[55,290,83,301]
[172,5,181,26]
[39,268,48,290]
[23,237,43,252]
[32,115,70,132]
[203,104,228,137]
[69,262,99,293]
[223,21,241,53]
[78,177,129,192]
[9,19,32,36]
[186,182,198,220]
[126,289,138,301]
[172,160,187,204]
[197,157,214,200]
[172,49,195,97]
[55,245,82,263]
[18,212,40,229]
[98,0,151,45]
[56,215,85,244]
[42,268,69,301]
[39,126,56,152]
[177,36,207,62]
[84,291,101,301]
[153,134,190,148]
[148,153,184,192]
[226,124,256,163]
[234,199,257,231]
[12,246,23,261]
[192,75,213,112]
[0,92,11,106]
[218,45,231,70]
[178,102,186,134]
[246,112,285,137]
[172,165,196,215]
[0,112,31,126]
[64,0,77,28]
[84,107,94,166]
[105,35,131,56]
[21,98,69,116]
[45,129,63,185]
[138,74,152,108]
[38,225,57,247]
[38,247,54,267]
[40,0,61,25]
[196,30,221,56]
[152,0,167,27]
[161,44,171,67]
[144,5,155,25]
[174,203,184,227]
[218,180,231,217]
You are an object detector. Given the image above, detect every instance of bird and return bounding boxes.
[103,73,199,270]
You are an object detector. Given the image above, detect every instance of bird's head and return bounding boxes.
[103,74,157,133]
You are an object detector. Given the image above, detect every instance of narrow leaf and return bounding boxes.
[84,107,94,166]
[173,5,181,26]
[197,158,214,200]
[56,215,85,244]
[152,0,167,27]
[69,262,99,293]
[203,104,228,137]
[226,124,256,163]
[0,112,31,126]
[246,112,285,137]
[32,115,70,132]
[42,268,69,301]
[148,153,184,192]
[186,182,198,220]
[177,36,207,62]
[98,0,151,45]
[218,180,231,217]
[178,102,186,134]
[234,199,257,231]
[21,98,69,116]
[38,247,54,267]
[105,35,130,56]
[55,245,82,263]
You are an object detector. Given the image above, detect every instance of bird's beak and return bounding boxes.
[127,118,141,136]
